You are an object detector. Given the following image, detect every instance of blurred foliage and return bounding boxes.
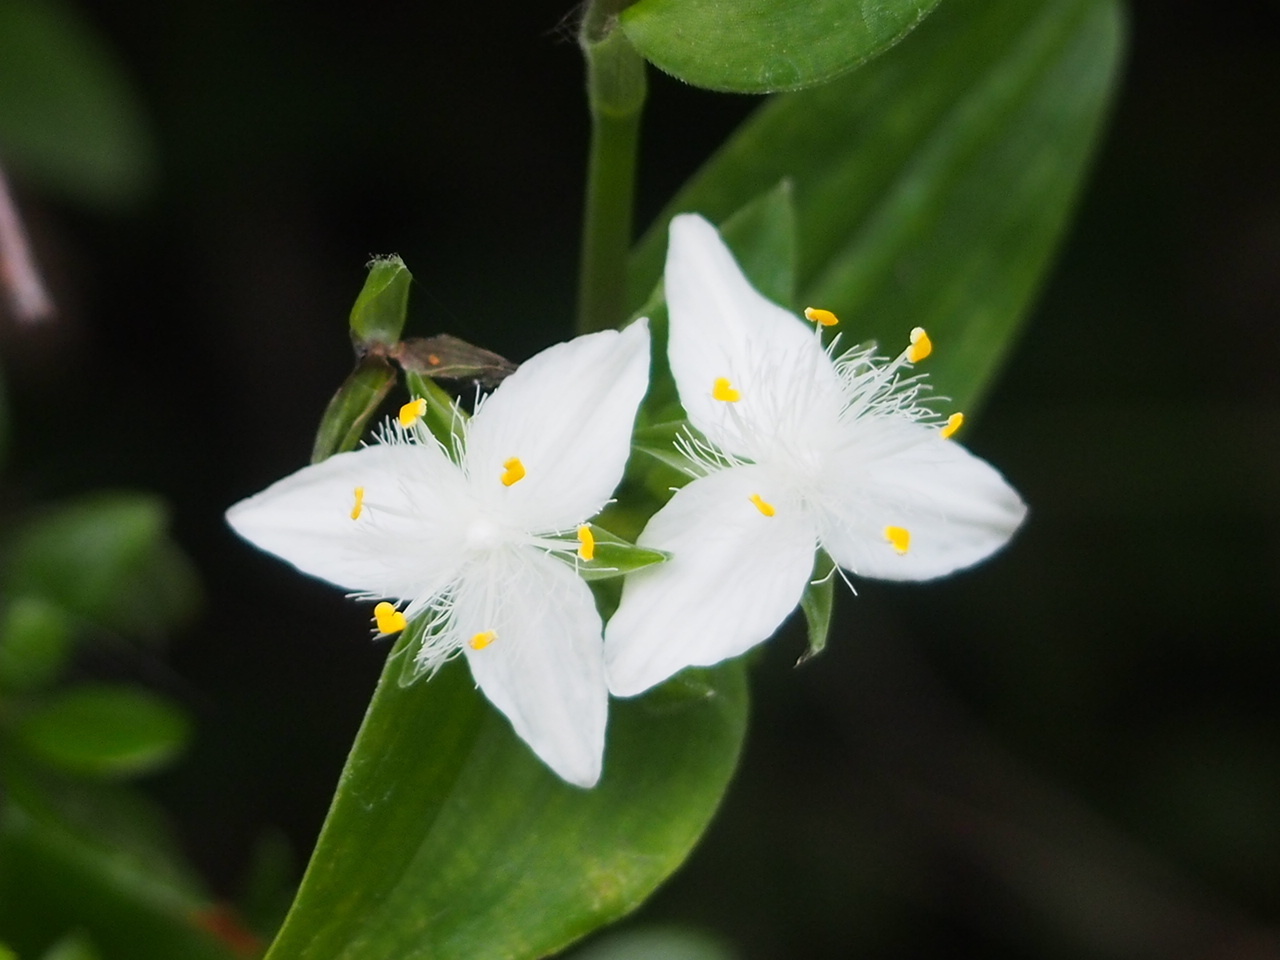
[0,0,1275,958]
[0,0,155,207]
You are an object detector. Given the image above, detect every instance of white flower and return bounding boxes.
[604,214,1025,697]
[227,321,650,787]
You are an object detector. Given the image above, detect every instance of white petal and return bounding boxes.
[464,321,650,532]
[664,214,843,457]
[817,420,1027,581]
[226,442,467,600]
[605,466,817,697]
[458,547,608,788]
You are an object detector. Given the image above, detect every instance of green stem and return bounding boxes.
[576,3,647,334]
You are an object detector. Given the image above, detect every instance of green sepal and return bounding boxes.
[798,550,837,664]
[0,596,75,693]
[348,255,412,349]
[572,524,669,582]
[632,420,694,473]
[310,355,396,464]
[12,684,191,778]
[620,0,942,94]
[403,370,466,449]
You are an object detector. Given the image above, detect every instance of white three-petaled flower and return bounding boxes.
[604,214,1026,696]
[227,321,650,787]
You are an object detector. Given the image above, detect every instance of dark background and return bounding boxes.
[3,0,1278,957]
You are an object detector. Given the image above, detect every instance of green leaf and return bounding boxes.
[3,493,200,639]
[263,657,747,960]
[798,551,836,664]
[14,685,191,778]
[0,596,75,692]
[311,356,396,464]
[620,0,942,93]
[717,179,798,309]
[348,256,412,349]
[631,0,1124,414]
[0,0,155,206]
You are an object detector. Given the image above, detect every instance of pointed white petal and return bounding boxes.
[664,214,843,457]
[817,420,1027,581]
[605,466,816,697]
[458,547,608,788]
[464,321,650,532]
[226,442,467,600]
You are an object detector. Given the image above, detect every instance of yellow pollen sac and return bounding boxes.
[350,486,365,520]
[941,412,964,439]
[712,377,742,402]
[374,602,407,635]
[577,525,596,561]
[398,397,428,428]
[906,327,932,363]
[804,306,840,327]
[749,493,777,517]
[884,526,911,555]
[500,457,526,486]
[469,630,497,650]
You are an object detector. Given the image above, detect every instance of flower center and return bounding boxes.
[465,517,505,551]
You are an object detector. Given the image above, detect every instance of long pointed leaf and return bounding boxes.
[630,0,1124,412]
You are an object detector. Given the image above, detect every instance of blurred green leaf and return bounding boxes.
[0,0,155,206]
[798,551,836,663]
[238,829,297,940]
[311,356,396,464]
[348,256,411,349]
[620,0,942,93]
[717,179,798,310]
[40,933,102,960]
[0,596,74,692]
[0,764,236,960]
[631,0,1124,413]
[573,926,739,960]
[0,942,16,960]
[14,685,191,778]
[4,493,200,639]
[263,656,746,960]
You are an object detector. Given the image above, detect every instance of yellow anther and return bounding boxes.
[941,412,964,439]
[749,493,776,517]
[906,327,932,363]
[804,307,839,327]
[884,526,911,555]
[374,602,407,635]
[469,630,497,650]
[712,377,741,402]
[500,457,526,486]
[577,525,596,561]
[398,397,428,428]
[350,486,365,520]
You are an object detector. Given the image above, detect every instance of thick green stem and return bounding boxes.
[576,5,647,334]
